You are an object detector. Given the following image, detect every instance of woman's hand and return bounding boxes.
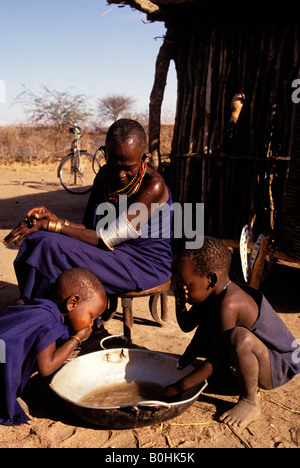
[26,206,58,224]
[3,206,58,246]
[3,218,49,246]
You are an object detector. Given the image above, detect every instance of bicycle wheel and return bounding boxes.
[59,152,100,194]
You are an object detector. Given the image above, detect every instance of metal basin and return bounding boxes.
[50,348,207,428]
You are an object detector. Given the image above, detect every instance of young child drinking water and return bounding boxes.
[162,237,300,428]
[0,268,107,426]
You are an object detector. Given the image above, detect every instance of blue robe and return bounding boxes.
[0,299,69,426]
[14,172,173,299]
[246,285,300,388]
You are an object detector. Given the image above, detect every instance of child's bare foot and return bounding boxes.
[219,395,261,428]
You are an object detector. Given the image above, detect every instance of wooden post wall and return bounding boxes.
[162,4,299,247]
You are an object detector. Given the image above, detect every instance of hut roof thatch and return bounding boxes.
[107,0,200,20]
[109,1,296,22]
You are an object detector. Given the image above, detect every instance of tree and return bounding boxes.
[98,94,136,123]
[16,85,92,130]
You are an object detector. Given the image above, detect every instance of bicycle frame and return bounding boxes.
[57,125,83,178]
[58,123,101,194]
[72,126,81,152]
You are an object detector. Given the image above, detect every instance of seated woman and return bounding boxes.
[3,119,173,301]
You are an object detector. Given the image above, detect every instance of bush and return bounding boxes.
[0,125,106,164]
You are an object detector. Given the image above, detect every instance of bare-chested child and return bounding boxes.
[162,237,300,428]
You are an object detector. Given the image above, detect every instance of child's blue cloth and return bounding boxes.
[0,299,69,426]
[247,285,300,388]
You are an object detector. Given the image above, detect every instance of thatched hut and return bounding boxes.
[108,0,300,262]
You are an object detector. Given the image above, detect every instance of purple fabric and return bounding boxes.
[14,184,173,299]
[241,284,300,388]
[0,299,69,426]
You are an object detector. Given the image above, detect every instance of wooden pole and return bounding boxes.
[149,37,175,169]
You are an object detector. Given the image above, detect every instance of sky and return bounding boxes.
[0,0,177,125]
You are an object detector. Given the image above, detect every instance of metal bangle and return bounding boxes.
[70,336,81,347]
[54,219,65,233]
[48,220,57,232]
[99,211,141,251]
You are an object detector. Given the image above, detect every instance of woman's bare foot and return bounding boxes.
[16,298,29,305]
[219,395,261,428]
[16,299,26,306]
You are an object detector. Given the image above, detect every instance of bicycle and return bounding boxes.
[58,124,101,194]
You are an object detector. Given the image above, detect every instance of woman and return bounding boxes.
[4,119,173,300]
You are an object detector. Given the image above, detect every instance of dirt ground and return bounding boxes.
[0,164,299,449]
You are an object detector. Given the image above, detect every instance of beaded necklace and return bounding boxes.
[223,280,232,291]
[105,161,147,204]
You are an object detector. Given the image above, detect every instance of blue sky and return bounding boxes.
[0,0,177,125]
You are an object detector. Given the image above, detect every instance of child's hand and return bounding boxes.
[160,383,183,402]
[74,326,92,343]
[174,282,188,307]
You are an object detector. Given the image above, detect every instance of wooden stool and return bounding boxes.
[105,280,171,346]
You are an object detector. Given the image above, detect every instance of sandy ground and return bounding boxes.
[0,164,299,449]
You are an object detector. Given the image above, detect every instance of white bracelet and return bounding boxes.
[99,211,141,251]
